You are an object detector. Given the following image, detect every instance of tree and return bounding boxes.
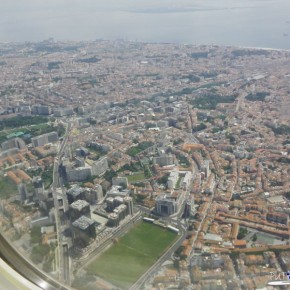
[31,226,42,244]
[237,227,248,239]
[252,233,257,242]
[89,119,96,125]
[30,244,50,264]
[173,138,183,145]
[245,92,269,102]
[103,170,117,182]
[144,166,152,178]
[157,174,169,186]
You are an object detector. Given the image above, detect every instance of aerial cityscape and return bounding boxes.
[1,39,290,290]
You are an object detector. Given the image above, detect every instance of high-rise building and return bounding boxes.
[167,171,179,189]
[155,194,179,216]
[183,197,194,219]
[66,167,91,182]
[47,132,59,143]
[66,186,84,204]
[1,137,26,151]
[80,185,102,205]
[106,197,115,212]
[94,184,103,201]
[74,156,85,167]
[113,204,127,221]
[32,176,45,201]
[91,157,108,176]
[72,215,96,246]
[114,196,124,207]
[108,213,119,227]
[17,183,27,202]
[124,196,134,216]
[107,204,128,227]
[31,132,58,147]
[181,171,192,190]
[69,200,90,222]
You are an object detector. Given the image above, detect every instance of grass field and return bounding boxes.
[86,222,177,289]
[127,172,145,183]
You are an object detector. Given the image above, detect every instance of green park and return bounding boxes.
[86,222,177,289]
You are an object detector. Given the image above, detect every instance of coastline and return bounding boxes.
[1,38,290,53]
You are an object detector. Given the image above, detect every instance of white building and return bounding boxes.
[167,170,179,189]
[91,157,108,176]
[181,171,192,190]
[31,132,58,147]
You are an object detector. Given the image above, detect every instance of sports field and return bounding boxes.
[86,222,177,289]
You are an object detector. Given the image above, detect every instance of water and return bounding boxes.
[1,0,290,49]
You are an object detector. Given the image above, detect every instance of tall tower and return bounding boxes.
[17,183,27,202]
[33,176,45,201]
[124,196,134,216]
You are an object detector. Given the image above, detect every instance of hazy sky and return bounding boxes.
[1,0,290,48]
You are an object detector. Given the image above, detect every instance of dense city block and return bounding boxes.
[1,40,290,289]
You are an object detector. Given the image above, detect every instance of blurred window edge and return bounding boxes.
[0,258,42,290]
[0,234,71,290]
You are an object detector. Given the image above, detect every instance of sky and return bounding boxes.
[1,0,290,49]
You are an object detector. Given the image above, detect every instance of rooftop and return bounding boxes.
[70,199,90,211]
[72,215,95,230]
